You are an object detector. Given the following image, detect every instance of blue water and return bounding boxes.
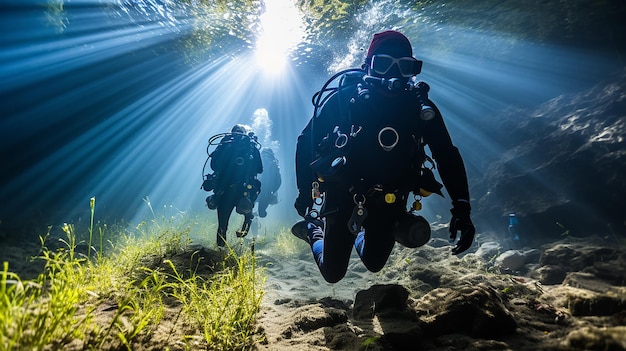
[1,0,624,234]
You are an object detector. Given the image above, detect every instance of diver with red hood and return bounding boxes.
[292,30,475,283]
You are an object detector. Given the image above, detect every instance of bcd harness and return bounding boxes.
[201,132,262,199]
[305,69,444,235]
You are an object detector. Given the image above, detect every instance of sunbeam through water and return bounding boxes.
[1,0,624,238]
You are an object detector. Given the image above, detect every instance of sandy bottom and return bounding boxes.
[2,228,625,351]
[253,231,626,351]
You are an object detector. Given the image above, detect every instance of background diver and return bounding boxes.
[256,147,282,218]
[202,124,263,247]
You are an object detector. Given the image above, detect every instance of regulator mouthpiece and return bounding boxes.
[386,78,403,90]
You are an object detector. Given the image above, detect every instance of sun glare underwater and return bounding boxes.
[1,0,623,235]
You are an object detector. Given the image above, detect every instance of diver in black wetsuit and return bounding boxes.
[292,30,475,283]
[202,124,263,247]
[256,148,281,218]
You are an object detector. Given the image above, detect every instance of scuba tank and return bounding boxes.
[201,132,261,191]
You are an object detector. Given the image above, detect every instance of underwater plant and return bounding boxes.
[0,199,264,350]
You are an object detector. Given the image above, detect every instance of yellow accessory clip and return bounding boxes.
[384,193,396,204]
[412,200,422,211]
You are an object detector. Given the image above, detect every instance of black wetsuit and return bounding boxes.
[257,149,281,218]
[210,134,263,246]
[295,80,470,283]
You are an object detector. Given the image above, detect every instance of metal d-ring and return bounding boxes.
[378,127,399,152]
[332,126,348,149]
[335,133,348,148]
[353,193,366,206]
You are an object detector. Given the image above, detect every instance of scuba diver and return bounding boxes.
[292,30,475,283]
[256,148,282,218]
[202,124,263,247]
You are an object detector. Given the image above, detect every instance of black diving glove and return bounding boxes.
[449,201,475,255]
[294,192,311,217]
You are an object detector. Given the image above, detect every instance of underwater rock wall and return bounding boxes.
[473,70,626,238]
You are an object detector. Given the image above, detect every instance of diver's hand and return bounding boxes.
[449,201,475,255]
[294,193,311,217]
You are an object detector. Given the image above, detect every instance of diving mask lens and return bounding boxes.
[371,55,421,77]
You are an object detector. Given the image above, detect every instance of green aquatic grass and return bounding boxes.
[1,227,98,351]
[166,245,264,349]
[0,198,265,351]
[263,226,309,259]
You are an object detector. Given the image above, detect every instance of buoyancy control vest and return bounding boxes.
[306,69,443,199]
[201,132,262,194]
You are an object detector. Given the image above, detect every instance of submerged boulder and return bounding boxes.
[414,283,517,338]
